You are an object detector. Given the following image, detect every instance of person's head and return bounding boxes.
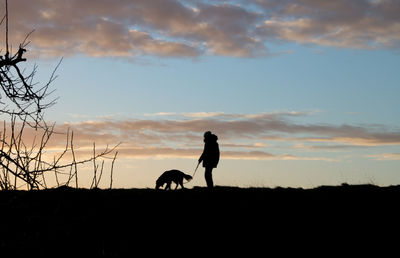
[204,131,218,142]
[204,131,212,139]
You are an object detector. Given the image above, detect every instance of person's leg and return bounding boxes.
[205,167,214,188]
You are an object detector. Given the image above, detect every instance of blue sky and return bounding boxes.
[4,0,400,188]
[46,45,400,125]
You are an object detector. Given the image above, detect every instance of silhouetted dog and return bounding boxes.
[155,169,192,190]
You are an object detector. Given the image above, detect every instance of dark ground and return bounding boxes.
[1,184,399,256]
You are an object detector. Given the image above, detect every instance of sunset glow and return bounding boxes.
[3,0,399,188]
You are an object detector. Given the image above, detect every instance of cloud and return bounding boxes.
[182,112,226,118]
[294,143,368,151]
[9,112,398,161]
[255,0,400,49]
[4,0,267,58]
[367,153,400,161]
[129,29,201,57]
[299,136,400,146]
[75,146,333,161]
[3,0,398,59]
[62,111,400,145]
[45,112,399,161]
[105,147,277,160]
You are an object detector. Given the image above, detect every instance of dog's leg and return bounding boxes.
[166,182,171,190]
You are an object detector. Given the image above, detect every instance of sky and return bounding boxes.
[2,0,400,188]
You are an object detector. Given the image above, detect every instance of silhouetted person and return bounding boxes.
[198,131,220,188]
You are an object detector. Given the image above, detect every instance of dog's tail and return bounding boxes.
[183,173,193,182]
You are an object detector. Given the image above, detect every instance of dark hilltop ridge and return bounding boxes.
[1,184,399,256]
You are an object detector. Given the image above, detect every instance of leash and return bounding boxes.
[193,161,200,178]
[183,161,200,184]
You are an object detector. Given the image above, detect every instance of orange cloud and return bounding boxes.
[367,153,400,161]
[62,112,400,145]
[4,0,397,59]
[8,112,398,161]
[256,0,400,49]
[45,112,399,161]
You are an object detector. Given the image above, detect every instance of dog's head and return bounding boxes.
[183,174,193,182]
[155,179,164,190]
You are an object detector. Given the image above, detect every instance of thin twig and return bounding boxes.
[5,0,9,55]
[110,151,118,189]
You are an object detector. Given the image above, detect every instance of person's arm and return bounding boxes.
[198,152,204,164]
[199,144,206,163]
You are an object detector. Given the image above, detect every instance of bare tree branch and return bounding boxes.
[0,2,60,126]
[0,1,119,190]
[0,116,120,190]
